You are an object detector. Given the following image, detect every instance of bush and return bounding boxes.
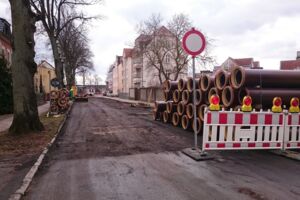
[0,58,13,114]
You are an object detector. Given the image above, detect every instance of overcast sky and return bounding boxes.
[1,0,300,83]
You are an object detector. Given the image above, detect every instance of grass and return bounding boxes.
[0,114,65,156]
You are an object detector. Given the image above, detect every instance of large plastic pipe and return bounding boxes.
[238,88,300,109]
[187,77,200,92]
[230,66,300,89]
[200,74,215,92]
[163,110,171,123]
[198,104,208,121]
[172,112,181,127]
[178,78,187,92]
[177,101,186,116]
[164,80,178,91]
[192,117,202,134]
[182,89,202,105]
[181,115,192,130]
[166,101,177,113]
[152,111,162,121]
[186,103,199,119]
[182,90,192,105]
[222,86,239,108]
[154,101,167,112]
[163,91,173,101]
[215,69,230,90]
[208,87,222,104]
[173,89,181,103]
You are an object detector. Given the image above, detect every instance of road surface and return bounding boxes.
[24,98,300,200]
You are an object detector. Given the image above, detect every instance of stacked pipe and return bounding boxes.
[50,89,70,114]
[225,66,300,110]
[153,76,216,134]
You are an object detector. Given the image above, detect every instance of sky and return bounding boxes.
[1,0,300,83]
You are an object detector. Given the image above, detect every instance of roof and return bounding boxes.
[123,48,133,58]
[233,58,254,67]
[38,60,55,70]
[280,60,300,70]
[155,26,174,37]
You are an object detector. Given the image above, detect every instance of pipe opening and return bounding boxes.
[181,115,190,130]
[222,87,233,107]
[201,75,209,91]
[216,70,227,90]
[182,90,189,104]
[178,79,186,91]
[177,102,185,115]
[199,104,207,121]
[163,111,169,123]
[195,90,202,105]
[172,112,180,126]
[231,67,244,89]
[186,104,194,118]
[192,118,202,134]
[173,90,180,103]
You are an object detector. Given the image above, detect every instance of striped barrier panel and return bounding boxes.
[203,110,284,150]
[284,113,300,149]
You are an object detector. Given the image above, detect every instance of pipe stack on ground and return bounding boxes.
[50,89,70,114]
[153,77,210,134]
[154,66,300,135]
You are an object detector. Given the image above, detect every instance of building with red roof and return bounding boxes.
[216,57,262,71]
[280,52,300,70]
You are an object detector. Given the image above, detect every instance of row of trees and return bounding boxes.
[8,0,98,134]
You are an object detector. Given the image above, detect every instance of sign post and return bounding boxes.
[182,28,212,161]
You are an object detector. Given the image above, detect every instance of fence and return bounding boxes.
[202,109,300,151]
[129,87,164,102]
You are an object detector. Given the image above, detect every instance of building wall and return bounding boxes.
[112,65,118,95]
[34,61,56,94]
[123,55,132,93]
[118,62,123,93]
[0,34,12,67]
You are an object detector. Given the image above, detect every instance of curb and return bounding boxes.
[99,96,154,108]
[8,102,74,200]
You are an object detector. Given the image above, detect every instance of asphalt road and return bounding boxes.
[24,97,300,200]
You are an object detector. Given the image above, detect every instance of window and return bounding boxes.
[165,54,171,64]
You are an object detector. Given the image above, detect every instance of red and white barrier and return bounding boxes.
[284,113,300,149]
[203,109,284,150]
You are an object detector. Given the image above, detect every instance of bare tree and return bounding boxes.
[30,0,100,88]
[58,22,93,88]
[9,0,44,134]
[137,13,215,84]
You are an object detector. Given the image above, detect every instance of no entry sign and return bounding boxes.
[182,28,206,57]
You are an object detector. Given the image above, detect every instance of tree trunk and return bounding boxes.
[65,64,75,88]
[9,0,44,134]
[50,37,65,88]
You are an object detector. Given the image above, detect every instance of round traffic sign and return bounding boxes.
[182,28,206,57]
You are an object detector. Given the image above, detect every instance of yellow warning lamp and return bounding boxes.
[272,97,282,113]
[241,96,252,112]
[289,97,300,113]
[209,94,220,111]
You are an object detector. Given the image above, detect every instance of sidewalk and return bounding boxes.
[96,95,155,107]
[0,103,49,132]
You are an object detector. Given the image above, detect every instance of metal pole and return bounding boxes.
[192,57,198,150]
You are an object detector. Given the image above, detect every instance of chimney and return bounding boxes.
[297,51,300,60]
